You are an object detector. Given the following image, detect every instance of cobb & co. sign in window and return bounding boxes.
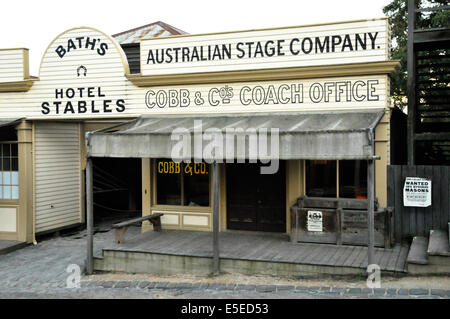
[157,161,209,175]
[403,177,432,207]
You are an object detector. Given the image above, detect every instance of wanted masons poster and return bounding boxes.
[403,177,432,207]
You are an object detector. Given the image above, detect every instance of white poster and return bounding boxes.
[403,177,432,207]
[307,211,323,232]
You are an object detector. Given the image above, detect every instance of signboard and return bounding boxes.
[307,211,323,232]
[0,23,389,119]
[141,18,388,76]
[403,177,432,207]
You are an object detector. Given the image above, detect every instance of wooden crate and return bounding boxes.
[290,196,393,248]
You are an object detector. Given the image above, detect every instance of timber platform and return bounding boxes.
[94,228,409,276]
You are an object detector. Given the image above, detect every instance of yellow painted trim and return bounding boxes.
[0,80,34,92]
[22,49,30,80]
[16,120,33,243]
[31,121,37,244]
[140,17,389,42]
[0,48,29,51]
[0,231,18,240]
[128,61,400,87]
[151,205,212,213]
[38,26,130,78]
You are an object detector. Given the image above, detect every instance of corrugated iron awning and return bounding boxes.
[86,110,385,160]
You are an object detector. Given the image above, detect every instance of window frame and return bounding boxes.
[0,142,19,203]
[304,159,367,199]
[151,159,213,212]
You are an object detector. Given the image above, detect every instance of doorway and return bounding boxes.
[226,161,286,232]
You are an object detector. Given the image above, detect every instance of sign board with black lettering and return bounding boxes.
[0,21,390,119]
[307,211,323,232]
[141,18,388,76]
[403,177,432,207]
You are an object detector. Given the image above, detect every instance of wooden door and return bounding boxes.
[226,162,285,232]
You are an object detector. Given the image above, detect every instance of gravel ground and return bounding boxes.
[84,272,450,289]
[0,225,448,299]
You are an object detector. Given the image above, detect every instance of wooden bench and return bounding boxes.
[112,213,164,244]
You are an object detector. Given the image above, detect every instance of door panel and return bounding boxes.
[226,162,285,232]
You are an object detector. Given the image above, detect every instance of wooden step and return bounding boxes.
[428,229,450,257]
[407,236,429,265]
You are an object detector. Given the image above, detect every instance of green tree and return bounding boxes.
[382,0,450,110]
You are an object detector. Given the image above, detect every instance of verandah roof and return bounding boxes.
[86,109,385,160]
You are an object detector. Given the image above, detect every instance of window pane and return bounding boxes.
[3,157,10,171]
[11,186,19,200]
[156,159,181,205]
[2,144,10,156]
[3,172,10,185]
[183,163,210,207]
[306,160,337,197]
[12,157,18,171]
[11,172,18,185]
[0,186,2,199]
[3,186,11,199]
[339,160,367,199]
[11,144,17,157]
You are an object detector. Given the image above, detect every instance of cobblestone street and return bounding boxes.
[0,227,449,299]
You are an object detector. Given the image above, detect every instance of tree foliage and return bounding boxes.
[382,0,450,110]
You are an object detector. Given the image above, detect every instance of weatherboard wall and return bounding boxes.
[0,48,29,83]
[0,20,395,238]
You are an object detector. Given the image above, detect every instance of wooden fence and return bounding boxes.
[387,165,450,243]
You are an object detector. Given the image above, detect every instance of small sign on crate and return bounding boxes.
[307,211,323,232]
[403,177,432,207]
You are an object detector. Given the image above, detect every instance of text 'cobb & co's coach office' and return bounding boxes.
[0,19,400,273]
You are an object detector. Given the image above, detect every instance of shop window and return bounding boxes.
[155,159,210,207]
[0,144,19,200]
[305,160,367,199]
[305,160,337,197]
[339,160,367,199]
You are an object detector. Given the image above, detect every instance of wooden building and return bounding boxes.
[0,19,401,274]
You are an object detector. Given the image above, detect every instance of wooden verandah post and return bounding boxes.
[367,156,375,266]
[86,156,94,275]
[367,128,378,267]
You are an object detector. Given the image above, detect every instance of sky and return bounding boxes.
[2,0,392,75]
